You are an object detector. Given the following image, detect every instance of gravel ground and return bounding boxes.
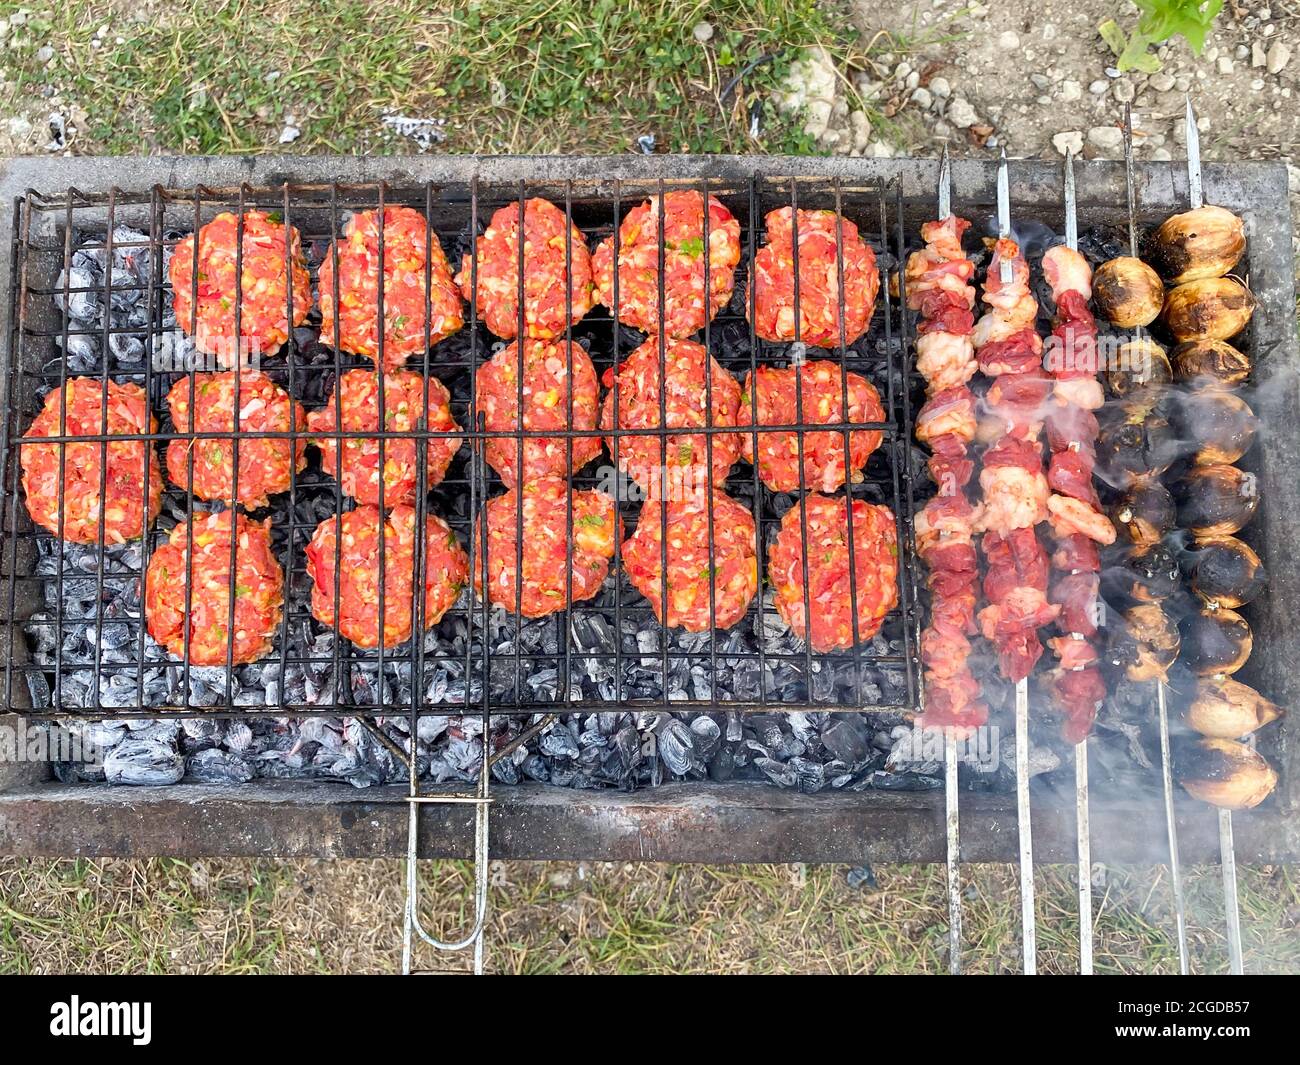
[838,0,1300,167]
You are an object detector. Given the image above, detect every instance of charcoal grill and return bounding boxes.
[0,154,1297,976]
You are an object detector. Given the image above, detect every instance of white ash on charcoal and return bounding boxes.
[53,226,159,373]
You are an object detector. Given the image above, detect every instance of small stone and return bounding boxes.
[1217,57,1234,75]
[279,124,300,144]
[1089,79,1108,95]
[35,44,52,64]
[1175,75,1192,91]
[1150,72,1177,92]
[691,21,713,43]
[910,86,933,110]
[1254,42,1268,67]
[930,76,951,98]
[1251,77,1266,91]
[1030,72,1050,91]
[1088,124,1123,151]
[8,12,28,27]
[1113,79,1135,103]
[7,114,32,140]
[997,31,1020,50]
[947,96,978,129]
[1267,41,1291,73]
[1060,79,1082,102]
[905,70,920,91]
[1052,130,1084,156]
[849,109,871,152]
[894,61,912,81]
[1235,44,1250,60]
[1151,147,1173,161]
[1263,22,1276,36]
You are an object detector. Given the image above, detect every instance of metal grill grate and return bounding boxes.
[2,174,922,721]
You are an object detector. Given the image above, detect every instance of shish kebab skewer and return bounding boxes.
[1045,149,1114,974]
[1042,156,1116,743]
[1173,96,1273,977]
[975,149,1053,974]
[1090,105,1193,976]
[910,146,983,974]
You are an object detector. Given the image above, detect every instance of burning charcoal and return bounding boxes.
[416,715,451,743]
[186,748,255,784]
[789,757,826,792]
[521,753,550,782]
[224,720,254,752]
[613,725,642,772]
[103,738,184,786]
[108,331,146,365]
[689,715,722,761]
[707,747,735,781]
[821,715,871,764]
[539,723,580,760]
[53,267,100,320]
[57,332,100,371]
[180,717,222,748]
[754,756,798,787]
[658,719,698,776]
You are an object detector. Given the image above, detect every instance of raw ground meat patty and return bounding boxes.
[169,210,311,367]
[475,476,619,618]
[592,189,741,338]
[165,371,307,509]
[308,370,462,506]
[740,360,885,493]
[600,337,743,494]
[144,510,284,666]
[475,338,601,487]
[455,197,594,340]
[305,504,468,649]
[21,377,163,544]
[318,205,464,371]
[767,494,899,653]
[622,490,758,631]
[748,207,880,347]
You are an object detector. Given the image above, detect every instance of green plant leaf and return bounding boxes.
[1098,19,1128,57]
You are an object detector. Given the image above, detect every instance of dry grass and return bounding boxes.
[2,856,1297,974]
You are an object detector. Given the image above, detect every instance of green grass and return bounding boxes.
[4,856,1297,974]
[0,0,872,155]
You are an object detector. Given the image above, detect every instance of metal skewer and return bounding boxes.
[1125,103,1190,975]
[936,145,964,976]
[1184,95,1245,976]
[998,148,1036,974]
[1062,149,1094,975]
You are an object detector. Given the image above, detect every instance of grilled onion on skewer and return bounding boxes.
[1145,204,1246,285]
[1188,534,1266,608]
[1171,338,1251,390]
[1176,390,1257,466]
[1178,463,1259,537]
[1179,737,1277,810]
[1185,676,1284,739]
[1093,256,1163,328]
[1180,605,1253,677]
[1162,276,1256,342]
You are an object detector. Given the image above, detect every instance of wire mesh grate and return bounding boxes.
[1,174,922,720]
